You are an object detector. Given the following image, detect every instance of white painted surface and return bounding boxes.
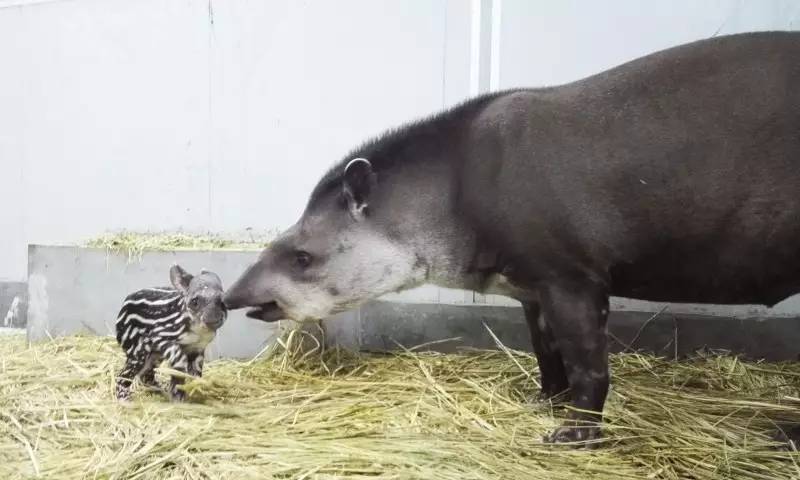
[0,0,469,282]
[25,274,48,336]
[2,0,799,315]
[497,0,800,89]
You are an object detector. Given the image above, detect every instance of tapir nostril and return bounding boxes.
[222,286,266,310]
[222,291,242,309]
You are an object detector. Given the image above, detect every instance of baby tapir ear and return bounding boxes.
[342,158,376,219]
[169,264,194,293]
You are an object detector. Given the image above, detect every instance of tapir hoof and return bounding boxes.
[169,386,187,403]
[544,423,602,448]
[532,387,571,404]
[773,424,800,451]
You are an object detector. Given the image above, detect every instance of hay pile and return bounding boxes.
[1,332,799,480]
[85,232,270,261]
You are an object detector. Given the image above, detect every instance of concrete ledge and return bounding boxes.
[342,302,800,361]
[27,245,800,361]
[26,245,278,360]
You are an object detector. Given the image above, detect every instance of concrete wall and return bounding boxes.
[3,0,800,317]
[350,302,800,362]
[28,246,800,360]
[26,245,279,359]
[496,0,800,90]
[0,0,471,283]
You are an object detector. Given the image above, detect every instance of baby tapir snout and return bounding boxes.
[171,265,228,330]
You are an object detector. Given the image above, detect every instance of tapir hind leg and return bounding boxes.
[539,281,610,446]
[522,302,570,402]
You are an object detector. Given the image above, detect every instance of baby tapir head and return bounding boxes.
[170,264,227,330]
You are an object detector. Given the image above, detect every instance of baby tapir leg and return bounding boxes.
[158,343,190,401]
[523,302,569,402]
[116,357,146,401]
[187,353,204,378]
[540,282,609,446]
[139,369,156,387]
[138,352,161,389]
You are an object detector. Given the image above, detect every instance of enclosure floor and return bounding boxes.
[0,328,24,336]
[1,334,799,480]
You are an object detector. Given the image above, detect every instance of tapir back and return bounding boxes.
[115,287,185,354]
[466,31,800,306]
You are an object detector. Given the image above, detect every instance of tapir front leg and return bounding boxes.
[522,302,570,402]
[159,343,190,402]
[187,353,204,378]
[540,281,610,446]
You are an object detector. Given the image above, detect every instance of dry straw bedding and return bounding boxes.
[1,331,800,480]
[85,232,270,262]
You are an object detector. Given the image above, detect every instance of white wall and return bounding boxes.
[1,0,798,316]
[497,0,800,89]
[206,0,471,235]
[0,0,471,282]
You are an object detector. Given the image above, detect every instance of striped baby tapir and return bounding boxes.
[115,264,227,401]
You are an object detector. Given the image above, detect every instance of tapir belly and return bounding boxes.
[608,233,800,306]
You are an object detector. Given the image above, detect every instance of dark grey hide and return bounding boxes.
[224,32,800,445]
[115,265,226,401]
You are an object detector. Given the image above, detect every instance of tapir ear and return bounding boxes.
[342,158,376,218]
[169,264,193,293]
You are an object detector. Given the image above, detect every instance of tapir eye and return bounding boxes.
[294,251,312,269]
[189,297,200,309]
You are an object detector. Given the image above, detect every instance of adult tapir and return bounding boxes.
[224,31,800,445]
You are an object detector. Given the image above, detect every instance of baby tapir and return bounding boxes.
[115,264,227,401]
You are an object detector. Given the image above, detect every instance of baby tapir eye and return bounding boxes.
[189,297,200,309]
[294,251,312,269]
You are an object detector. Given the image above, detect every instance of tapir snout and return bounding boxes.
[223,258,285,323]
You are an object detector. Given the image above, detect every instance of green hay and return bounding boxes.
[1,332,799,479]
[85,232,270,262]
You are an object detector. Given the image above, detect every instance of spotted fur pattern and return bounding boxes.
[115,287,216,401]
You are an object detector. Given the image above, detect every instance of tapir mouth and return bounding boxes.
[204,317,225,331]
[246,302,285,323]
